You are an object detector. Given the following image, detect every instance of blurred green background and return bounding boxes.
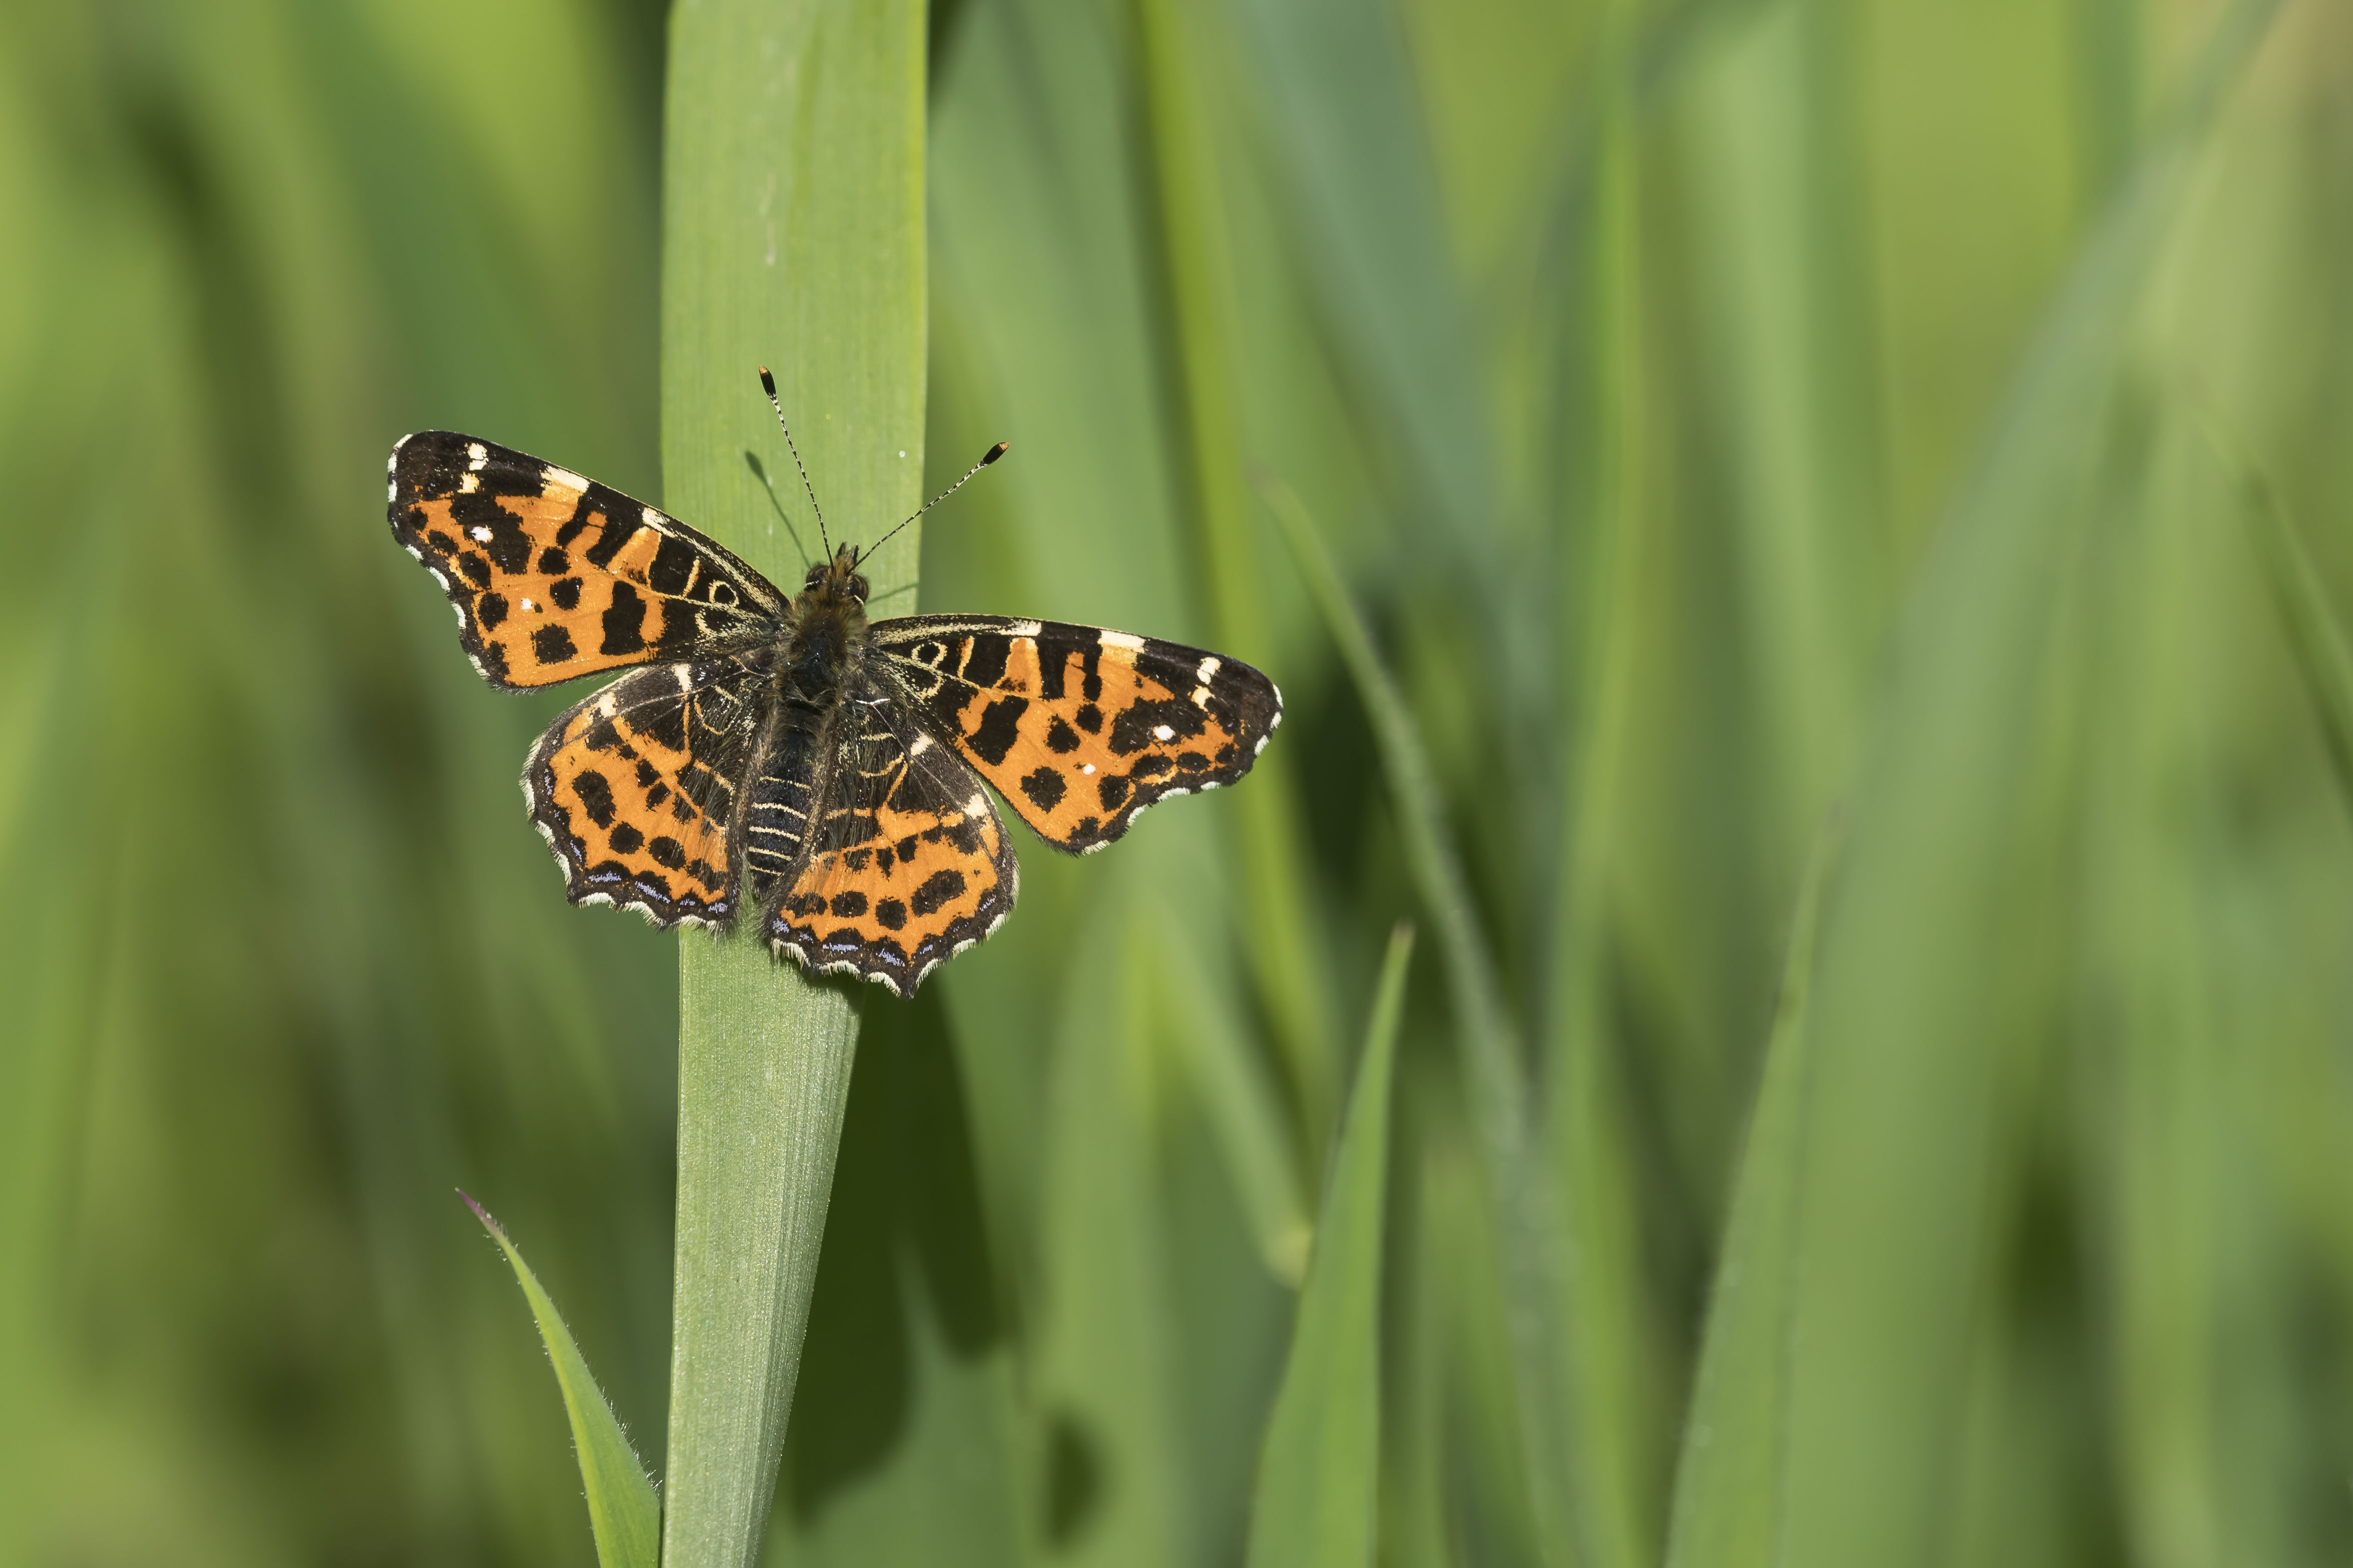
[5,0,2353,1563]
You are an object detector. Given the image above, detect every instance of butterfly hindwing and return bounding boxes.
[524,660,763,927]
[756,678,1018,996]
[390,431,782,689]
[869,616,1282,852]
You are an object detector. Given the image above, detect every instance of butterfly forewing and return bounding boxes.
[870,616,1282,852]
[524,660,762,926]
[390,432,782,689]
[758,679,1018,996]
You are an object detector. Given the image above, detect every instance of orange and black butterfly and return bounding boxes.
[386,377,1280,995]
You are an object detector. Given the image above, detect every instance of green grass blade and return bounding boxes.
[1262,476,1581,1565]
[1246,922,1413,1568]
[1133,0,1340,1155]
[659,2,926,1563]
[463,1194,660,1568]
[1542,16,1666,1565]
[1662,817,1840,1568]
[2223,440,2353,817]
[1729,6,2283,1561]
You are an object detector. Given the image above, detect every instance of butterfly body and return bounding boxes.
[389,431,1279,996]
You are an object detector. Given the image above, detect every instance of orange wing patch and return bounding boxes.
[525,663,757,927]
[763,742,1017,997]
[391,432,777,689]
[874,618,1282,853]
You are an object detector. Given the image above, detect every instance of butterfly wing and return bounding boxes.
[756,675,1018,996]
[524,659,764,927]
[390,431,784,689]
[869,616,1281,852]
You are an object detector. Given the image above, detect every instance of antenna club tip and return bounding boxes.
[758,367,777,397]
[983,441,1009,465]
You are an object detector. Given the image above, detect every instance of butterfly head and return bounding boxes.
[802,542,870,607]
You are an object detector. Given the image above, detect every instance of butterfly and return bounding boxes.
[386,376,1281,996]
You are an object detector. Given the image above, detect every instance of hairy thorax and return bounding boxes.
[775,546,873,706]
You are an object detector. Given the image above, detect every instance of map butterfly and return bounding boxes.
[387,376,1281,995]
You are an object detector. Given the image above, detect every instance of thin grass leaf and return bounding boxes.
[2076,413,2235,1568]
[1134,0,1341,1153]
[1247,922,1412,1568]
[1722,6,2284,1561]
[1542,15,1666,1564]
[1662,815,1840,1568]
[462,1194,660,1568]
[1262,475,1581,1566]
[658,2,927,1563]
[2218,433,2353,817]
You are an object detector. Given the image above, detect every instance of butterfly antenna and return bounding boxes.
[858,441,1009,566]
[758,367,829,556]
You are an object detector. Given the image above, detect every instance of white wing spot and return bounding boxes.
[386,481,397,503]
[543,466,589,494]
[468,525,492,542]
[1189,685,1212,708]
[1099,629,1145,651]
[458,472,480,494]
[1009,618,1042,636]
[1080,762,1096,776]
[404,544,423,562]
[1253,736,1268,755]
[641,505,666,530]
[966,794,987,815]
[1153,724,1175,741]
[466,442,488,470]
[521,598,536,613]
[428,568,450,589]
[1196,656,1220,681]
[909,734,933,755]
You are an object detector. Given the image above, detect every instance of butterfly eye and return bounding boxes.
[848,574,869,603]
[804,564,828,591]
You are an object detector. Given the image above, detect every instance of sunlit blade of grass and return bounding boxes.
[1679,0,1882,860]
[1744,6,2283,1561]
[2074,421,2234,1566]
[1246,923,1411,1568]
[1133,0,1340,1155]
[1541,10,1665,1564]
[2223,437,2353,817]
[1263,476,1581,1566]
[659,1,926,1562]
[463,1195,659,1568]
[1662,815,1839,1567]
